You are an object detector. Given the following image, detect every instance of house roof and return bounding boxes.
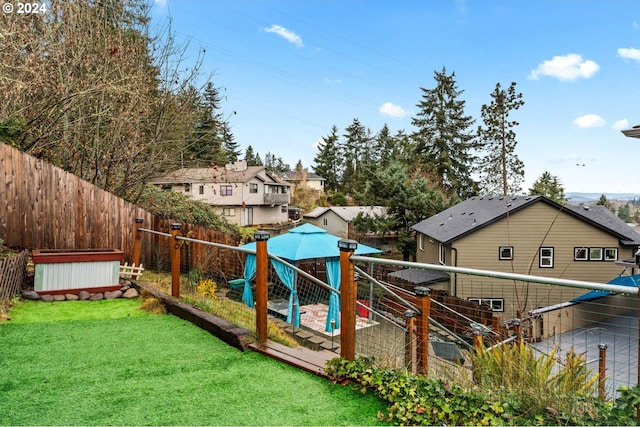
[278,170,326,181]
[148,165,289,186]
[303,206,387,222]
[410,195,640,246]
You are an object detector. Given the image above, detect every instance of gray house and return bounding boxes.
[303,206,387,239]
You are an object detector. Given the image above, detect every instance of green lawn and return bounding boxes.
[0,299,388,426]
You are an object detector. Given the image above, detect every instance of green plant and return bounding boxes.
[471,342,600,423]
[326,356,505,426]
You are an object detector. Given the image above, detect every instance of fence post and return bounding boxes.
[170,223,181,298]
[598,343,607,400]
[415,286,430,375]
[404,309,415,373]
[513,318,522,344]
[338,239,358,361]
[132,217,144,266]
[254,231,270,346]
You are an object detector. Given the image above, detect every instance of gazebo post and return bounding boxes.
[254,231,270,346]
[338,239,358,361]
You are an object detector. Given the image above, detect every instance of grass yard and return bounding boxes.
[0,298,388,426]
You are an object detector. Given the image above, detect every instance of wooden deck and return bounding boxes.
[249,340,338,378]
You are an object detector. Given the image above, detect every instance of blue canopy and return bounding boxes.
[240,223,382,261]
[572,274,640,302]
[240,223,382,331]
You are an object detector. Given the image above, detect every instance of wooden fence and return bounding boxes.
[0,143,240,278]
[0,250,27,299]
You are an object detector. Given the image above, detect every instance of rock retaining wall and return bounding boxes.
[21,279,140,302]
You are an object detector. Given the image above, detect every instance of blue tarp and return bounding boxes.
[571,274,640,302]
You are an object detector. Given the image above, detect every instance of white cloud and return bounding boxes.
[263,25,303,48]
[618,47,640,62]
[379,102,408,118]
[613,118,630,130]
[528,54,600,81]
[573,114,605,128]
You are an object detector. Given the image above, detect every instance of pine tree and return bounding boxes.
[244,145,260,166]
[476,82,525,196]
[411,67,478,198]
[313,125,342,192]
[341,118,371,194]
[529,171,566,203]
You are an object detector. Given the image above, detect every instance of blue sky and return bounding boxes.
[151,0,640,194]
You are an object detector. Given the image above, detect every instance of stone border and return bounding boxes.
[21,279,140,302]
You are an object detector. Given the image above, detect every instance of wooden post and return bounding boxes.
[598,343,607,400]
[132,217,143,266]
[338,239,358,361]
[415,286,431,375]
[254,231,270,345]
[170,223,181,298]
[404,310,415,373]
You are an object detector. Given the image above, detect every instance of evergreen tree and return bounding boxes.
[341,118,371,194]
[313,125,342,192]
[476,82,525,196]
[529,171,566,204]
[618,203,632,222]
[244,145,261,166]
[222,121,241,163]
[411,67,478,198]
[596,194,616,214]
[357,160,449,260]
[264,152,289,173]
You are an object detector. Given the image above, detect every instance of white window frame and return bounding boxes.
[439,243,445,264]
[589,247,603,261]
[498,246,513,260]
[468,298,504,312]
[222,208,235,216]
[249,183,258,193]
[198,185,204,195]
[574,247,588,261]
[220,185,233,196]
[539,247,554,268]
[604,248,618,261]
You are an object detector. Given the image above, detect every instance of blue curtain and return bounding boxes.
[272,259,300,327]
[325,257,340,332]
[242,254,256,307]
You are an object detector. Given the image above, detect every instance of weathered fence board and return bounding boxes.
[0,143,238,280]
[0,250,27,299]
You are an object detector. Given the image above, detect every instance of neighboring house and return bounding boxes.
[148,161,290,226]
[278,169,326,192]
[410,195,640,319]
[303,206,387,239]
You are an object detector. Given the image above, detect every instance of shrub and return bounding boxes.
[196,279,218,299]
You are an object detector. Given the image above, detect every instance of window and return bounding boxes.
[161,184,171,191]
[469,298,504,312]
[184,183,191,193]
[198,185,204,195]
[220,185,233,196]
[574,247,588,261]
[604,248,618,261]
[539,247,554,268]
[222,208,235,216]
[281,205,287,213]
[589,247,603,261]
[249,183,258,193]
[322,218,328,226]
[499,246,513,260]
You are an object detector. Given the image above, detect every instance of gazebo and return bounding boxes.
[240,223,381,332]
